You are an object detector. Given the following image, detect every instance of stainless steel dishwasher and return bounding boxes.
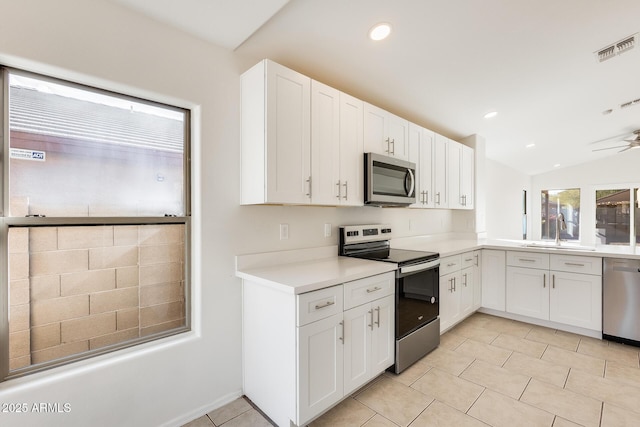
[603,258,640,345]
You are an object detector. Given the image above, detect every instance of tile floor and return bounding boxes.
[182,313,640,427]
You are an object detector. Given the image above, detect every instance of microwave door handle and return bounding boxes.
[405,168,415,197]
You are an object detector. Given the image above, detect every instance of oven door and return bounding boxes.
[396,260,439,339]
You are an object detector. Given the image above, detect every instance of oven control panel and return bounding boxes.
[340,224,392,244]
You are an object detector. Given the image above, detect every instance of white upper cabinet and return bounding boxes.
[433,133,449,208]
[311,81,364,206]
[448,140,475,210]
[241,59,311,205]
[363,102,409,160]
[338,92,365,206]
[408,123,435,208]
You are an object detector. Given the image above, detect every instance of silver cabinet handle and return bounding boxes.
[463,273,468,287]
[385,137,390,154]
[449,278,454,293]
[453,277,456,292]
[375,306,380,327]
[426,190,429,204]
[339,321,344,343]
[465,258,473,262]
[368,309,374,330]
[315,300,335,310]
[343,181,348,200]
[366,286,382,293]
[336,180,341,199]
[306,176,312,198]
[543,273,546,288]
[519,258,536,263]
[474,254,479,266]
[552,275,555,289]
[447,263,456,267]
[390,138,395,155]
[436,192,441,205]
[565,262,585,267]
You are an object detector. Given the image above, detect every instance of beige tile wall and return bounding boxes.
[8,223,185,370]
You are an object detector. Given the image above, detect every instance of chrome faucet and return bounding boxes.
[555,212,566,245]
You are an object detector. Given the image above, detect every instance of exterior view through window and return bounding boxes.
[3,69,190,379]
[595,188,640,246]
[541,189,580,241]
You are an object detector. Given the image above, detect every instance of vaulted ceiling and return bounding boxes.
[112,0,640,175]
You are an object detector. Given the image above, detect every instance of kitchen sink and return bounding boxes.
[520,242,596,251]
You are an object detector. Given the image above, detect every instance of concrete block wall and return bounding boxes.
[8,223,185,369]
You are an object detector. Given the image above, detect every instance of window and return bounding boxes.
[3,69,190,379]
[541,189,580,241]
[595,188,639,246]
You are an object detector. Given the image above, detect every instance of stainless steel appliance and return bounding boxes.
[339,224,440,373]
[364,153,416,206]
[603,258,640,345]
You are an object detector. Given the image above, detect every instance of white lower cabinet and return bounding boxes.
[439,251,480,332]
[481,249,506,311]
[505,251,602,331]
[243,271,394,427]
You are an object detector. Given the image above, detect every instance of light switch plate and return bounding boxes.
[324,223,332,237]
[280,223,289,240]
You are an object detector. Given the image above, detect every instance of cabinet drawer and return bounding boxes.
[440,255,462,276]
[461,252,478,269]
[550,254,602,276]
[344,272,394,310]
[507,251,549,269]
[297,285,344,326]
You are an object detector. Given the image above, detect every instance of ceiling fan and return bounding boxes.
[592,130,640,153]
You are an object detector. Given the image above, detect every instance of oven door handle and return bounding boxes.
[399,259,440,275]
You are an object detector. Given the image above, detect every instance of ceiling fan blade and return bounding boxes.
[587,133,634,146]
[592,145,629,152]
[618,146,632,153]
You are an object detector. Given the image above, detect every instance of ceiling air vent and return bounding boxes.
[596,33,637,62]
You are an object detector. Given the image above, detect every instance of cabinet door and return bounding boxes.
[549,271,602,331]
[433,133,448,208]
[387,112,409,160]
[448,140,463,209]
[370,295,395,375]
[408,124,434,208]
[297,313,344,424]
[460,266,475,318]
[343,304,371,395]
[439,271,460,332]
[481,250,506,311]
[506,267,549,320]
[363,102,389,156]
[339,92,364,206]
[472,251,482,310]
[265,61,311,204]
[460,144,474,209]
[311,80,340,205]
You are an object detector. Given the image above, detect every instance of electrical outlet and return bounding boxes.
[324,223,332,238]
[279,223,289,240]
[409,220,414,231]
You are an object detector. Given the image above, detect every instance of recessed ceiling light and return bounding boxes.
[553,164,561,168]
[526,143,536,148]
[483,111,498,119]
[369,23,392,41]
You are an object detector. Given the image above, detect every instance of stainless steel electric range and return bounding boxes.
[339,224,440,373]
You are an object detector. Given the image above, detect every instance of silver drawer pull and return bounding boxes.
[519,258,536,263]
[565,262,585,267]
[315,301,335,310]
[465,258,473,262]
[366,286,382,293]
[447,263,456,267]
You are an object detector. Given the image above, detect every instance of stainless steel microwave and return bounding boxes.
[364,153,416,206]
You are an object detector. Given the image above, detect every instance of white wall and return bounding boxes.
[485,159,532,240]
[530,149,640,245]
[0,1,460,426]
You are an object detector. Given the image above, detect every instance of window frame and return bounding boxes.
[0,67,192,381]
[594,184,639,247]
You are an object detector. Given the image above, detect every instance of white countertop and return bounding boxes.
[236,238,640,296]
[236,250,397,295]
[391,236,640,259]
